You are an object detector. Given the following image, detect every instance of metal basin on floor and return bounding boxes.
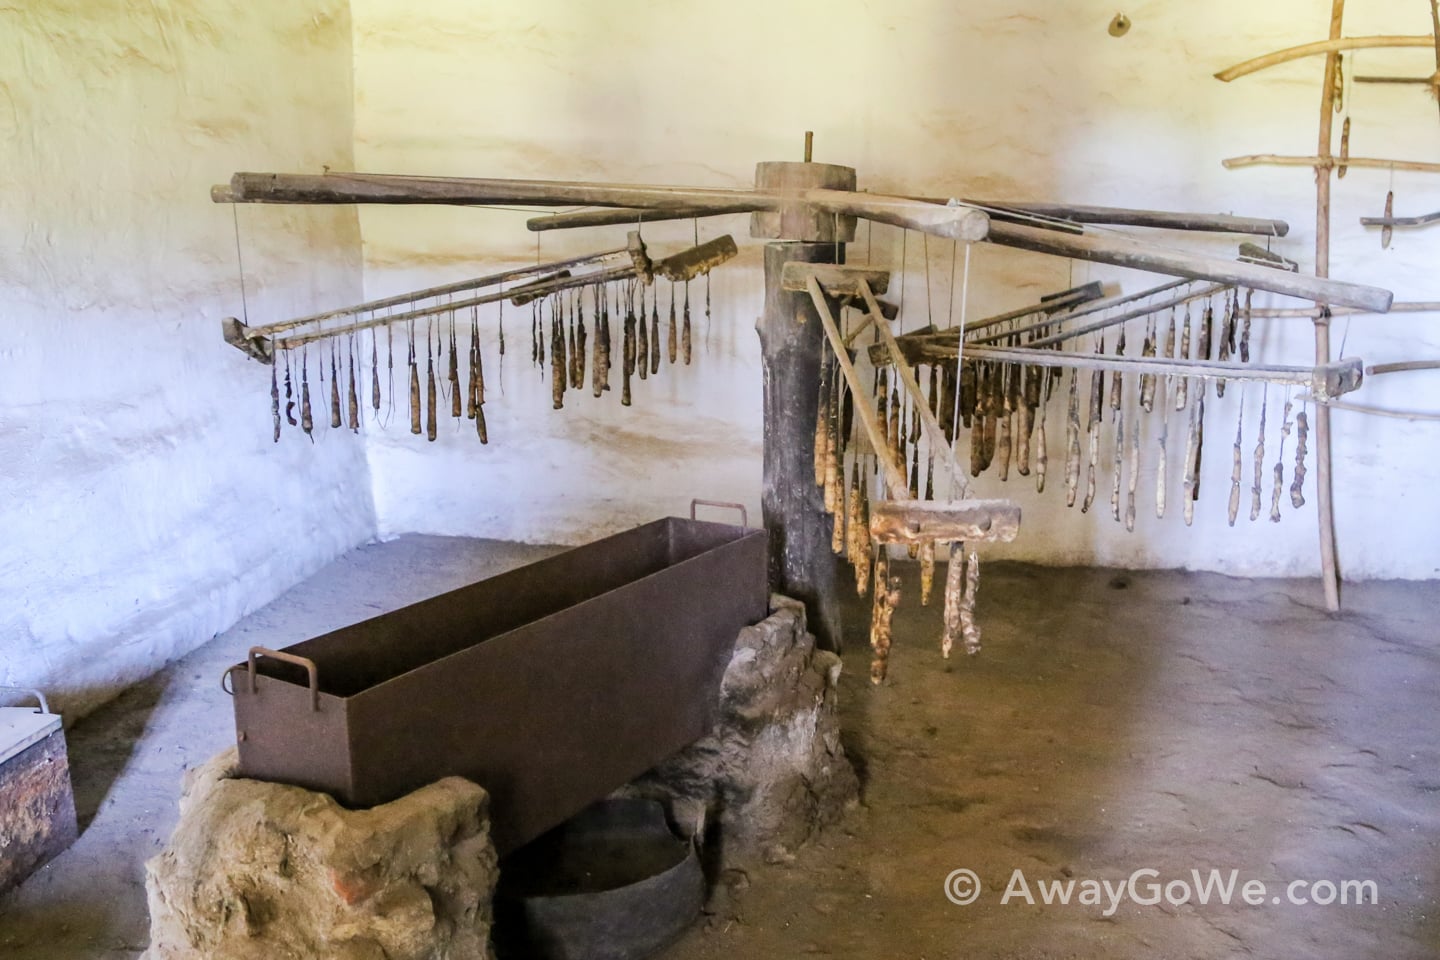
[494,798,705,960]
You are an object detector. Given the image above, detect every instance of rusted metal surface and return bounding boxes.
[229,516,767,854]
[0,727,79,895]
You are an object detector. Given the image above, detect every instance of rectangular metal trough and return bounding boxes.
[228,512,767,853]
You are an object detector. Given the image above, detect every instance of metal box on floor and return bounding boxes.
[0,690,78,895]
[228,514,768,853]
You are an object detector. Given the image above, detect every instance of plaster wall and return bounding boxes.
[0,0,375,719]
[348,0,1440,579]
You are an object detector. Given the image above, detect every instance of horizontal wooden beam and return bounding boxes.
[869,500,1021,545]
[983,219,1392,312]
[903,344,1365,401]
[218,172,991,243]
[1224,154,1440,175]
[780,263,891,297]
[1215,35,1436,82]
[955,199,1289,237]
[654,234,739,281]
[529,204,762,231]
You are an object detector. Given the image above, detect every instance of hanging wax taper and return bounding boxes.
[851,466,871,597]
[920,539,936,606]
[575,291,587,388]
[1017,366,1034,476]
[329,341,342,429]
[1229,392,1245,526]
[1110,328,1125,418]
[682,279,692,365]
[870,556,900,685]
[1183,394,1204,527]
[1140,312,1157,411]
[1035,372,1050,494]
[425,322,437,442]
[370,329,380,416]
[1291,409,1308,508]
[301,347,314,438]
[348,336,359,432]
[474,334,488,445]
[824,378,840,516]
[1064,368,1081,507]
[1176,303,1191,410]
[814,362,831,488]
[466,309,477,419]
[1240,289,1253,364]
[941,545,963,658]
[650,286,661,376]
[1112,393,1125,522]
[449,313,461,419]
[1216,291,1234,397]
[667,281,677,365]
[284,351,297,426]
[530,302,538,367]
[1157,372,1170,519]
[536,301,545,368]
[270,358,281,442]
[408,322,421,435]
[959,360,976,429]
[551,297,565,410]
[1082,342,1104,513]
[995,367,1012,481]
[1251,385,1267,521]
[622,290,635,407]
[1272,398,1291,523]
[960,548,981,655]
[592,288,605,398]
[567,295,578,388]
[1126,390,1140,531]
[636,285,649,381]
[498,297,505,357]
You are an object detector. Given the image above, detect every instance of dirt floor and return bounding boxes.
[1,537,1436,959]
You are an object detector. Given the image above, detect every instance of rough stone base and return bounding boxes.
[142,749,496,960]
[621,595,859,866]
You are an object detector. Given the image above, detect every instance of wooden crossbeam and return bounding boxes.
[869,500,1021,545]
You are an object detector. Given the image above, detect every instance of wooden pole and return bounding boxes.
[982,219,1391,312]
[1314,0,1345,612]
[760,242,843,651]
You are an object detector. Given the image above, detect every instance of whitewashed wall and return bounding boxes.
[350,0,1440,580]
[0,1,375,719]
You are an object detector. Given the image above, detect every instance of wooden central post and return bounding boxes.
[753,156,856,651]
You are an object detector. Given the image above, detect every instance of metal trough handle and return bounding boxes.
[247,647,321,712]
[0,685,50,715]
[689,499,748,529]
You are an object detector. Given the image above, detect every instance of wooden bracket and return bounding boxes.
[654,234,739,282]
[781,262,891,298]
[221,318,274,364]
[870,499,1021,545]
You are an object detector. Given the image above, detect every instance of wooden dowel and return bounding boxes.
[960,200,1289,237]
[528,204,763,232]
[1247,301,1440,317]
[805,276,910,495]
[1023,283,1229,349]
[908,344,1364,399]
[983,219,1392,312]
[1215,35,1435,82]
[245,246,629,338]
[274,263,640,350]
[1223,155,1440,175]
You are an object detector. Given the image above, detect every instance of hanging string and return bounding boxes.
[898,229,908,333]
[922,233,935,330]
[946,240,958,329]
[948,243,973,499]
[231,205,250,326]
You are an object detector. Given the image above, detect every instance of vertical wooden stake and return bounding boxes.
[1313,0,1345,612]
[760,242,843,650]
